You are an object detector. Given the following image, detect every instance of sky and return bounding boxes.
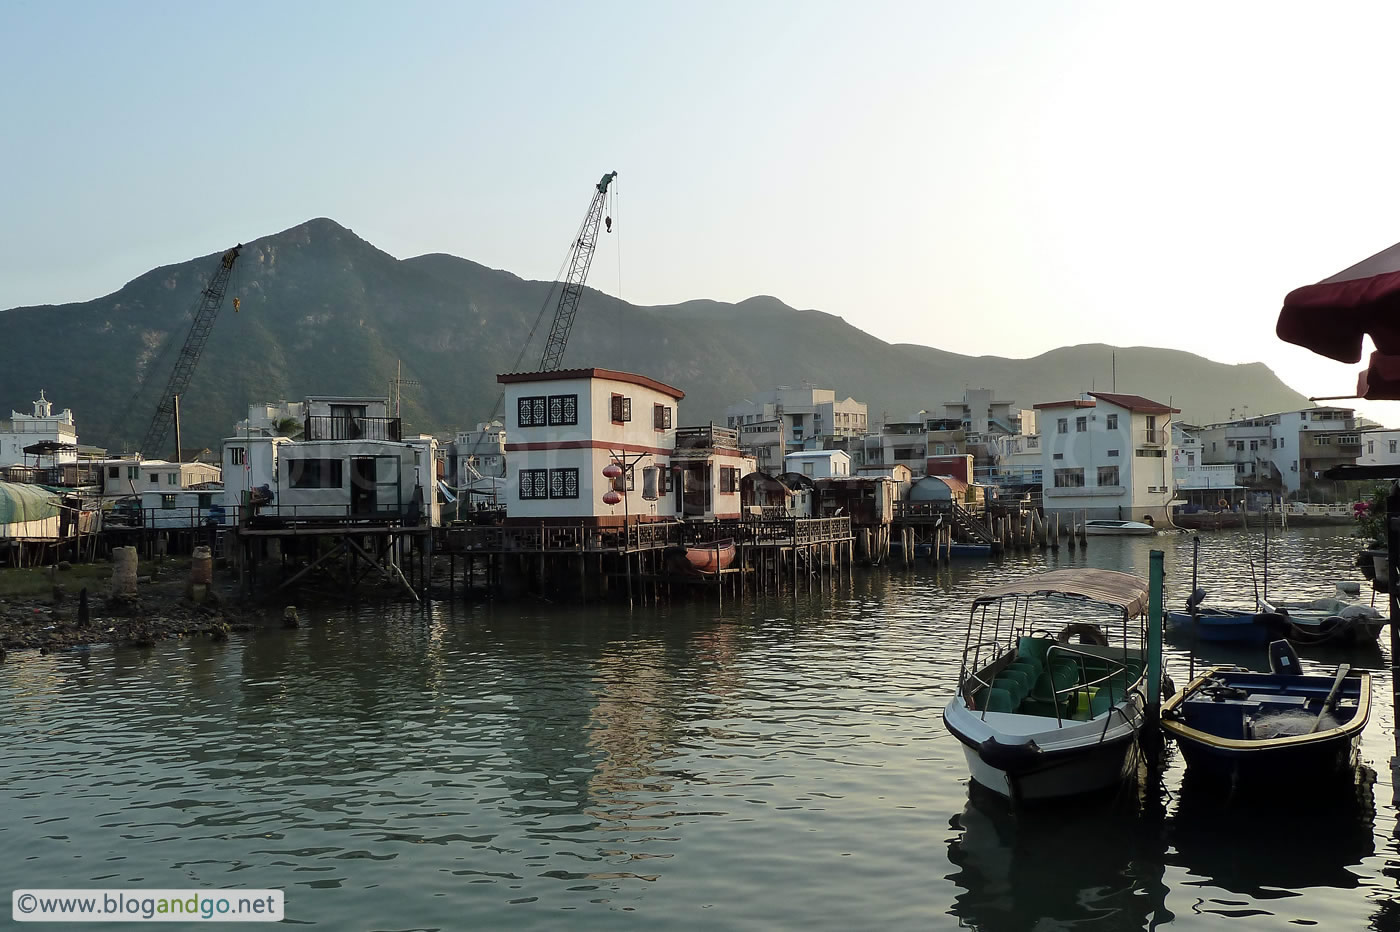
[3,0,1400,422]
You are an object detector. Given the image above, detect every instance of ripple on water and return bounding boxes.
[0,527,1395,928]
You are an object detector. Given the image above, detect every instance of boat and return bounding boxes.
[1160,639,1370,783]
[1262,584,1387,644]
[670,538,736,575]
[948,542,993,558]
[943,568,1152,803]
[1164,606,1285,644]
[1082,519,1157,536]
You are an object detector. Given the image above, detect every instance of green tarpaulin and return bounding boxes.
[0,480,60,526]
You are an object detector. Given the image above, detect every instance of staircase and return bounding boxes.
[951,503,999,546]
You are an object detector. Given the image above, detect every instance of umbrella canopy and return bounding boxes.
[1278,241,1400,399]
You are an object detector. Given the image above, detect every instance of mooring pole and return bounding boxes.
[1388,482,1400,806]
[1147,548,1165,725]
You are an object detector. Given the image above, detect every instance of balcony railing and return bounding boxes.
[672,426,741,459]
[304,415,402,442]
[1141,428,1167,446]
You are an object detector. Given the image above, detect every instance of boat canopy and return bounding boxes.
[971,568,1149,616]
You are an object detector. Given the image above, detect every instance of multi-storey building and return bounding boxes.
[1196,406,1360,499]
[1036,392,1178,522]
[725,386,867,459]
[0,391,77,467]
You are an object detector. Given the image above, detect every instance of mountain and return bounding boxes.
[0,218,1310,452]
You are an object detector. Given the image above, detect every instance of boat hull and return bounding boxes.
[1165,609,1280,644]
[675,539,735,575]
[1083,522,1156,536]
[1161,667,1371,784]
[944,687,1147,803]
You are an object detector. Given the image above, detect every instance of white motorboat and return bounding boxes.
[1082,519,1157,536]
[942,568,1151,803]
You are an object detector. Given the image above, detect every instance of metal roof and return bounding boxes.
[971,568,1149,616]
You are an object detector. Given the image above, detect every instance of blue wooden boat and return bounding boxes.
[1164,607,1284,644]
[1160,641,1370,783]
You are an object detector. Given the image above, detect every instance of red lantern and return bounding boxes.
[602,490,622,505]
[602,463,622,479]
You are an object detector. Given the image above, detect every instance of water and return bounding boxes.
[3,527,1398,929]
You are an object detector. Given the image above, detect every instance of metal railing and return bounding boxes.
[672,426,742,457]
[304,415,403,442]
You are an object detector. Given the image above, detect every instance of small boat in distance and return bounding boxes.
[1160,640,1370,784]
[1082,519,1157,536]
[943,568,1152,803]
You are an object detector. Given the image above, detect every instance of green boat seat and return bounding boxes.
[993,675,1027,706]
[998,668,1032,697]
[1009,661,1041,685]
[982,687,1015,713]
[1018,636,1054,666]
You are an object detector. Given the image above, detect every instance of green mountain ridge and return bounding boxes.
[0,218,1311,453]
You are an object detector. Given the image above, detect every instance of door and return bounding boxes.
[350,458,377,515]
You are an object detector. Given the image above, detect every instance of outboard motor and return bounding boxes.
[1268,638,1302,676]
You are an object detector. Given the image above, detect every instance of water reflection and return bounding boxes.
[947,777,1172,930]
[1169,765,1377,899]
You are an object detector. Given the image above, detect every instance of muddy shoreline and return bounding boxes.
[0,569,262,655]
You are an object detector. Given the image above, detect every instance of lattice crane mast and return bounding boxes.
[538,171,616,371]
[140,244,242,458]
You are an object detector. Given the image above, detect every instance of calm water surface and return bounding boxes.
[4,527,1399,929]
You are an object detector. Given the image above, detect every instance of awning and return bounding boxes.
[972,568,1149,616]
[0,480,60,526]
[1278,240,1400,399]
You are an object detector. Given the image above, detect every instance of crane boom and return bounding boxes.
[140,244,242,458]
[538,171,616,371]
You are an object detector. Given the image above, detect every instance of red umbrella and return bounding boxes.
[1278,241,1400,399]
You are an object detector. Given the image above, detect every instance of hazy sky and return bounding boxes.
[3,1,1399,421]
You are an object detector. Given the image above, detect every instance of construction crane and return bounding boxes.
[538,171,617,371]
[140,244,243,458]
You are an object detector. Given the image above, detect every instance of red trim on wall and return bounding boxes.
[496,368,686,399]
[505,440,672,455]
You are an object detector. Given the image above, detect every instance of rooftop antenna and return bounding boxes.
[1112,351,1116,392]
[390,360,421,419]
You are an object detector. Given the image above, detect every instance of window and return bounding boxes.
[167,472,179,485]
[1107,449,1119,458]
[547,394,578,426]
[1106,414,1118,430]
[519,468,549,499]
[1145,415,1157,431]
[197,493,214,508]
[1211,442,1217,452]
[1076,417,1087,433]
[160,494,177,509]
[128,466,140,480]
[1135,448,1166,458]
[517,395,547,427]
[108,466,119,479]
[289,458,344,489]
[1391,440,1397,454]
[1315,435,1332,445]
[1053,468,1085,488]
[548,467,579,499]
[229,447,246,465]
[1369,440,1375,454]
[720,466,740,492]
[1249,440,1258,451]
[1097,465,1120,486]
[149,473,159,483]
[1236,462,1247,473]
[611,394,631,423]
[1052,453,1064,461]
[1278,437,1285,448]
[654,404,672,430]
[803,462,815,476]
[1057,418,1068,434]
[934,444,945,455]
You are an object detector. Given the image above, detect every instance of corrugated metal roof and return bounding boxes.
[972,568,1149,616]
[0,480,60,526]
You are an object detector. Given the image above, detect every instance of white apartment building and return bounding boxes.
[725,386,868,454]
[1196,407,1360,498]
[0,391,78,467]
[501,368,683,525]
[1359,428,1400,469]
[1037,392,1178,522]
[784,449,852,478]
